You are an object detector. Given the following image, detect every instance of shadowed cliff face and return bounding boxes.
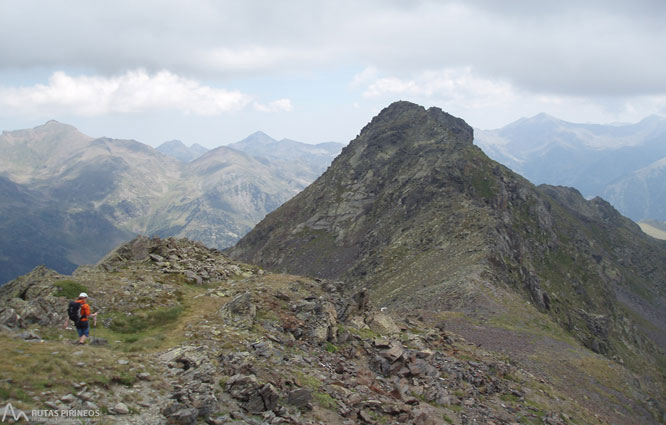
[229,101,666,370]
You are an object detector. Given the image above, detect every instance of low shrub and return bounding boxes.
[54,280,88,299]
[109,305,183,333]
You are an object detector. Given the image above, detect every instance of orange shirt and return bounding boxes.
[75,299,91,321]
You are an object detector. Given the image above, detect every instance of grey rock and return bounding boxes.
[18,330,41,340]
[407,358,434,377]
[226,374,279,413]
[166,407,199,425]
[381,343,404,363]
[366,312,400,335]
[227,374,260,402]
[219,292,256,329]
[286,388,312,408]
[149,253,165,262]
[45,401,59,410]
[60,394,77,404]
[112,402,130,415]
[259,383,280,412]
[159,345,207,370]
[412,405,446,425]
[77,392,94,401]
[184,270,202,285]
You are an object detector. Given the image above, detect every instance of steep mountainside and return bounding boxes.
[0,236,660,425]
[0,175,133,280]
[133,146,304,247]
[0,122,332,284]
[156,139,209,162]
[474,114,666,221]
[230,102,666,420]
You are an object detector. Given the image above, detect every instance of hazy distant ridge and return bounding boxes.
[0,122,340,284]
[475,114,666,221]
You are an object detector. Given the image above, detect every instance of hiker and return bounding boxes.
[63,292,98,344]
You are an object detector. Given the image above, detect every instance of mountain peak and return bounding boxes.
[532,112,559,121]
[156,139,208,162]
[358,101,473,149]
[237,131,277,146]
[158,139,187,149]
[36,120,80,133]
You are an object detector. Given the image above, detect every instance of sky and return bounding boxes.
[1,0,665,148]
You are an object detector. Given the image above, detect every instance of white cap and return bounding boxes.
[78,292,88,298]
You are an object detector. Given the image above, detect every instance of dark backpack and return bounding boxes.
[68,301,82,323]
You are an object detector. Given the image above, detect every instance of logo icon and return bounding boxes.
[1,403,29,422]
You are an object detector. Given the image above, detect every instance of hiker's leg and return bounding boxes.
[77,324,89,344]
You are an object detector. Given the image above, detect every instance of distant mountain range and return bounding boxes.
[156,132,343,176]
[229,131,343,182]
[156,140,209,162]
[0,121,342,284]
[474,114,666,222]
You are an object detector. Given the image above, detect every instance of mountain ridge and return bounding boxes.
[229,101,666,419]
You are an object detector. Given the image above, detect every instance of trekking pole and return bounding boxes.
[92,315,97,343]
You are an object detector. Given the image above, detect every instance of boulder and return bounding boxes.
[184,270,202,285]
[226,374,280,413]
[219,292,256,329]
[17,330,41,340]
[286,388,312,409]
[112,402,130,415]
[412,406,446,425]
[166,407,199,425]
[366,312,400,335]
[259,384,280,412]
[381,343,405,363]
[159,345,208,370]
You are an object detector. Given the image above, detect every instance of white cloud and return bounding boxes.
[3,1,665,98]
[350,67,379,87]
[254,98,293,113]
[356,67,666,128]
[362,68,515,108]
[199,46,330,73]
[0,70,293,116]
